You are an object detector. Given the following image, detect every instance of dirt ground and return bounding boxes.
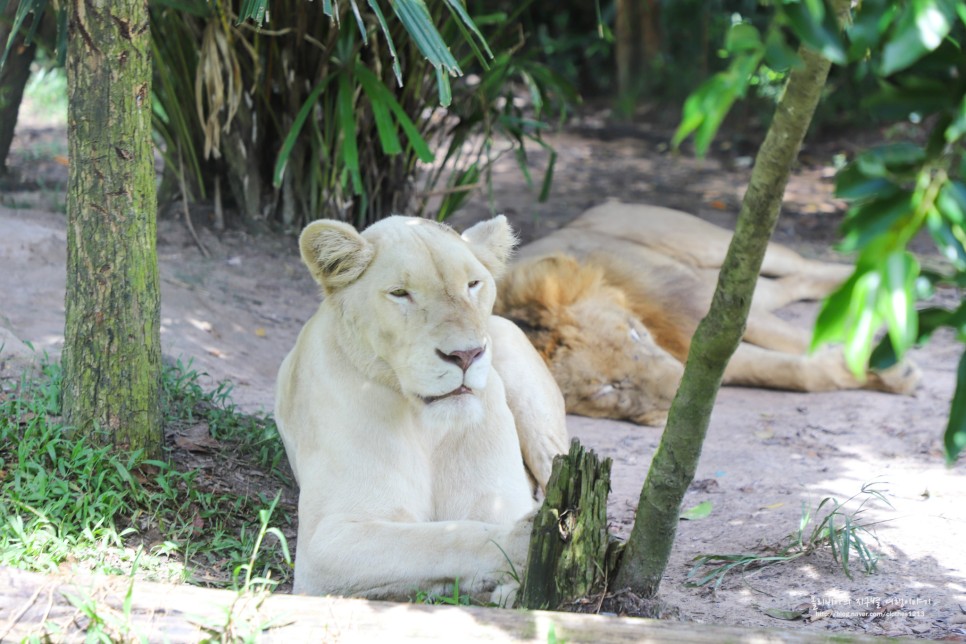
[2,105,965,640]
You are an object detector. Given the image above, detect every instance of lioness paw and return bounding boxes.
[868,360,922,395]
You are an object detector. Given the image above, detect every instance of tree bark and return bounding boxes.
[63,0,162,456]
[613,1,851,597]
[615,0,660,100]
[518,440,621,610]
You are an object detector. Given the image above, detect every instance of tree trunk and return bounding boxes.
[0,4,38,175]
[613,2,851,597]
[63,0,162,456]
[615,0,660,100]
[518,440,621,610]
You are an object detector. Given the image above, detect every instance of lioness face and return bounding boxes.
[299,216,515,425]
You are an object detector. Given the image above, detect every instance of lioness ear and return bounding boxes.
[461,215,517,279]
[299,220,375,294]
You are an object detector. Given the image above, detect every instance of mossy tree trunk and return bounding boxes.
[518,440,621,610]
[63,0,162,456]
[613,1,851,597]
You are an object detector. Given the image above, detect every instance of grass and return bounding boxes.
[0,355,293,592]
[686,482,892,590]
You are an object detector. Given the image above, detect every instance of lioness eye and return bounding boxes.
[468,280,481,290]
[389,288,409,298]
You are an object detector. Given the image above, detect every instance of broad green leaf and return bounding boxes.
[878,252,920,358]
[764,29,802,72]
[726,23,763,54]
[813,271,861,351]
[881,0,957,76]
[862,77,955,119]
[835,163,900,202]
[839,192,913,253]
[944,350,966,463]
[938,181,966,224]
[680,501,713,521]
[855,142,926,176]
[844,270,883,377]
[926,208,966,270]
[782,0,847,65]
[848,0,896,58]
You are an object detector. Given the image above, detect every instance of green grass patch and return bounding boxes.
[0,356,293,591]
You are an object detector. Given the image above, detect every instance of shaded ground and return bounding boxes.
[2,105,965,639]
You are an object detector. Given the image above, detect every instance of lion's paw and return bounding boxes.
[867,360,922,395]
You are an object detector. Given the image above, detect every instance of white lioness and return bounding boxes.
[496,201,921,426]
[275,215,568,600]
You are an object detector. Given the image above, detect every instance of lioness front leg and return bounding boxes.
[293,512,533,600]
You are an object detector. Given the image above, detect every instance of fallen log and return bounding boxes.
[0,565,908,643]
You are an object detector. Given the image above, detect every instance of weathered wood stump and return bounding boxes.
[518,439,623,610]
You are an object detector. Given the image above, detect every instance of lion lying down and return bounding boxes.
[275,215,568,601]
[496,201,921,426]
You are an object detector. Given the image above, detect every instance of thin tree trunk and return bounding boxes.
[615,0,660,100]
[613,1,850,597]
[0,5,38,175]
[63,0,162,456]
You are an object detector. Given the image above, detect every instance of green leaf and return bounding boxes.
[337,72,363,195]
[726,23,763,54]
[878,251,920,359]
[444,0,494,58]
[366,0,403,86]
[782,0,847,64]
[843,269,883,377]
[839,192,913,253]
[944,349,966,463]
[848,0,896,58]
[680,501,713,521]
[273,75,334,188]
[834,163,900,202]
[353,65,434,163]
[1,0,47,70]
[880,0,957,76]
[813,271,861,351]
[392,0,461,76]
[944,95,966,143]
[764,29,802,72]
[354,63,403,155]
[938,181,966,224]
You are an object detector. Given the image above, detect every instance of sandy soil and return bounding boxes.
[2,113,965,639]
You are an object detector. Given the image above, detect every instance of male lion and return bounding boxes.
[496,201,921,426]
[275,215,568,600]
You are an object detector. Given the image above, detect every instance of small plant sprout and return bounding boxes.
[687,481,893,590]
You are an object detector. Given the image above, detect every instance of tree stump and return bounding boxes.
[518,439,622,610]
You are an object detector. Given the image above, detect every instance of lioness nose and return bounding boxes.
[437,346,484,372]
